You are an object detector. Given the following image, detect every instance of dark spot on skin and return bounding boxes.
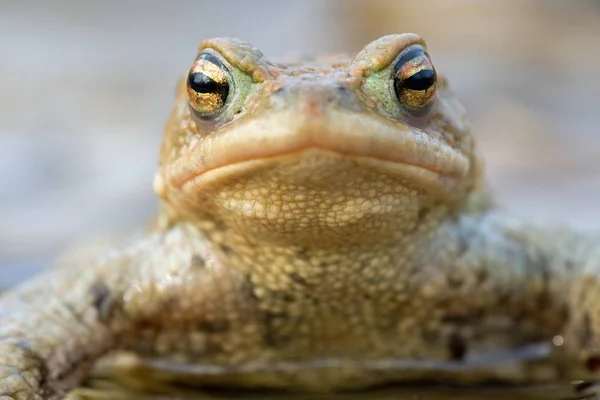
[537,259,552,308]
[447,275,463,289]
[125,332,158,355]
[456,234,469,258]
[417,207,430,223]
[586,354,600,372]
[421,330,440,344]
[475,268,488,284]
[219,244,233,255]
[89,282,116,323]
[160,296,179,312]
[297,247,310,261]
[133,319,155,332]
[271,290,295,303]
[202,339,226,356]
[196,319,230,334]
[580,312,594,349]
[536,290,552,309]
[565,260,575,271]
[358,260,369,271]
[494,287,513,307]
[288,272,309,287]
[240,274,260,302]
[190,254,205,269]
[524,250,553,308]
[213,219,227,231]
[64,303,79,317]
[262,311,290,348]
[558,305,570,328]
[448,332,468,361]
[456,229,474,258]
[441,315,463,324]
[441,309,484,325]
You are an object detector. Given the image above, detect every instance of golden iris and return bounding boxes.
[187,53,230,117]
[393,45,437,113]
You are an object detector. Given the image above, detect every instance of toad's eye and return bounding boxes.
[393,45,437,113]
[186,53,230,117]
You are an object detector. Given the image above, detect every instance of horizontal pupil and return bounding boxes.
[188,72,227,94]
[404,69,435,91]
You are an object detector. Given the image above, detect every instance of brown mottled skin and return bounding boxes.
[1,34,599,399]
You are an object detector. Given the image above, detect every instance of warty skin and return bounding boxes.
[1,34,599,399]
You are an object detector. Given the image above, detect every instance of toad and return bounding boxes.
[1,34,599,399]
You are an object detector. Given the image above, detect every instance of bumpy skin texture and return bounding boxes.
[1,34,599,399]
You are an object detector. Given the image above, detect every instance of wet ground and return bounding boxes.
[1,1,599,399]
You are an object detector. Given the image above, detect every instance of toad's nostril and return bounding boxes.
[273,87,286,96]
[336,86,352,96]
[326,86,352,103]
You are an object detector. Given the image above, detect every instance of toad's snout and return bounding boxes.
[268,83,364,117]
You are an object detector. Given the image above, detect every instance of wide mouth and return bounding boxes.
[167,108,470,194]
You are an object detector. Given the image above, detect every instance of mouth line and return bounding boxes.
[167,110,470,190]
[173,144,458,190]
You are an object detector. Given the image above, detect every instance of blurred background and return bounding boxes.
[1,0,599,287]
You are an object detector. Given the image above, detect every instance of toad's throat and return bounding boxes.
[175,149,446,248]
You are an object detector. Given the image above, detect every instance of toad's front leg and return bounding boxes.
[430,210,600,381]
[0,224,225,400]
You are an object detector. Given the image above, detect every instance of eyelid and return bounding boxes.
[394,46,427,70]
[393,46,433,80]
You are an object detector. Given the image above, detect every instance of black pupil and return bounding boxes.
[404,69,435,91]
[187,54,228,100]
[188,72,222,94]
